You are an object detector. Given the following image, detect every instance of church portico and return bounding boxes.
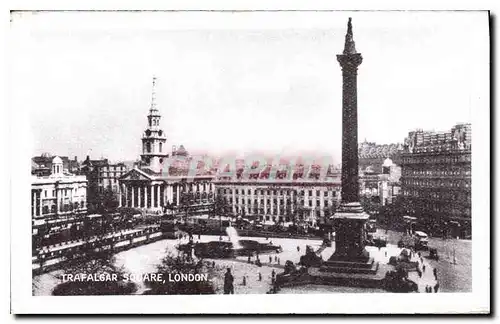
[119,167,215,215]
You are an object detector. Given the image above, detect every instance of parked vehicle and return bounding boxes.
[428,247,439,260]
[414,231,429,250]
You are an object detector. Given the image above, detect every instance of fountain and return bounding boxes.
[226,226,242,250]
[177,226,282,259]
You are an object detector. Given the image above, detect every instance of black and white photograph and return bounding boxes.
[9,9,490,314]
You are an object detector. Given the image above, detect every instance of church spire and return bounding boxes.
[343,17,357,55]
[150,75,157,112]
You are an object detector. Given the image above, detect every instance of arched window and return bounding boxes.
[146,142,151,153]
[159,142,163,152]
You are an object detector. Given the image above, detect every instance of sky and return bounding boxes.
[10,11,488,163]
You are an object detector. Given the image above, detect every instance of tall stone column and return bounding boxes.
[330,18,370,260]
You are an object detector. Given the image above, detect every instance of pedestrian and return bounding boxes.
[258,272,262,281]
[433,268,437,279]
[212,261,216,268]
[434,282,440,293]
[242,276,246,286]
[269,256,272,263]
[271,269,276,284]
[224,268,234,294]
[198,233,201,240]
[297,246,300,252]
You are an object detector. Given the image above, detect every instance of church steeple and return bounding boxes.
[141,76,168,172]
[150,76,158,113]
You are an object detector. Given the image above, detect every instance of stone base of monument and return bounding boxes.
[276,202,395,290]
[276,262,393,290]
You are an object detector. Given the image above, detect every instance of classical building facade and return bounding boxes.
[31,156,88,234]
[119,77,216,216]
[360,157,402,206]
[400,123,472,237]
[214,164,341,227]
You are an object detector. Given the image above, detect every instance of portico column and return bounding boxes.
[37,191,41,216]
[138,186,141,207]
[32,191,35,217]
[131,186,135,207]
[277,195,280,220]
[125,185,129,207]
[118,184,122,207]
[145,185,149,208]
[176,185,180,205]
[156,185,160,207]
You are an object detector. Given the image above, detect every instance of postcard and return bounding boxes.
[10,9,490,314]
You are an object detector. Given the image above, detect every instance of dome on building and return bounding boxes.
[52,156,63,164]
[175,145,189,157]
[382,157,393,167]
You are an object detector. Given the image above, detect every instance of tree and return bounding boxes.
[179,192,195,225]
[212,195,228,230]
[144,251,216,295]
[51,251,136,295]
[96,188,119,213]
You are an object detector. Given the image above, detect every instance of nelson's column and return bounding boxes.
[328,18,371,263]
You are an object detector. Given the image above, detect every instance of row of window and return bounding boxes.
[232,207,330,218]
[402,154,471,164]
[227,197,335,207]
[33,201,86,216]
[402,190,471,202]
[99,166,126,172]
[402,179,470,188]
[218,188,336,197]
[99,172,126,178]
[403,169,471,176]
[38,187,83,199]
